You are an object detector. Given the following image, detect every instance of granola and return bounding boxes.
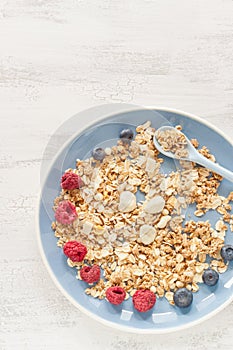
[156,127,189,158]
[52,120,233,305]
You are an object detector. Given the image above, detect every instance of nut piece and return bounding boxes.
[118,191,137,213]
[140,224,156,245]
[146,158,157,174]
[157,215,171,229]
[144,196,165,214]
[82,221,93,234]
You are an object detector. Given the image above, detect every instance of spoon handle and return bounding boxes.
[192,155,233,183]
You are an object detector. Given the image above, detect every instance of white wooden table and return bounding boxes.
[1,0,233,349]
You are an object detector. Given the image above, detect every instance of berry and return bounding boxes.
[106,286,126,305]
[120,128,134,142]
[221,245,233,261]
[61,171,83,190]
[173,288,193,308]
[132,290,156,312]
[55,200,77,225]
[92,147,106,161]
[63,241,87,262]
[202,268,219,286]
[80,265,101,284]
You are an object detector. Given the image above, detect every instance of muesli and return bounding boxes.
[156,127,189,158]
[52,121,233,310]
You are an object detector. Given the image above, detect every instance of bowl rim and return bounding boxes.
[36,105,233,334]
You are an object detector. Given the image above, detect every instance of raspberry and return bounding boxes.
[132,290,156,312]
[61,171,83,190]
[80,265,101,284]
[63,241,87,262]
[55,200,77,225]
[106,286,126,305]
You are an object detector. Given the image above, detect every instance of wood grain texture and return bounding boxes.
[0,0,233,349]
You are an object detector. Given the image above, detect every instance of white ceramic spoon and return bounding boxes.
[153,126,233,183]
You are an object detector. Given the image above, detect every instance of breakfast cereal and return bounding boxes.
[51,121,233,309]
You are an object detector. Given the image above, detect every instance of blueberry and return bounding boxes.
[92,147,106,161]
[202,268,219,286]
[221,245,233,261]
[173,288,193,308]
[120,129,134,142]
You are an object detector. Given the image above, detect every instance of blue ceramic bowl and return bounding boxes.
[37,106,233,333]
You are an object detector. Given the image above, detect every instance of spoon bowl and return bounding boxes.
[153,126,233,183]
